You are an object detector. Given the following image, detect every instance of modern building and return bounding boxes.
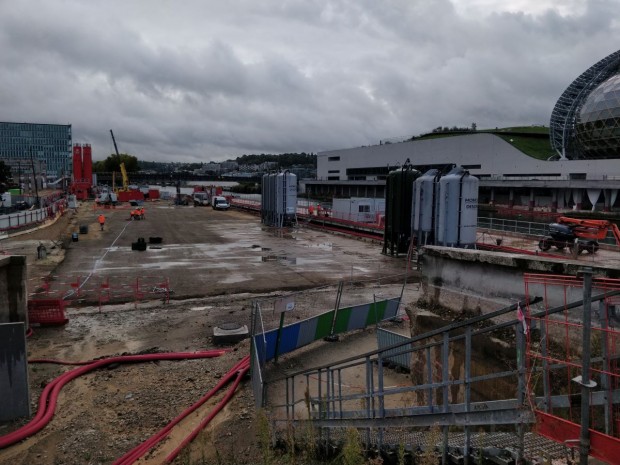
[306,49,620,212]
[0,122,72,181]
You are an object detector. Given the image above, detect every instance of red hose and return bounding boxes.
[165,358,250,463]
[115,355,250,465]
[0,350,227,449]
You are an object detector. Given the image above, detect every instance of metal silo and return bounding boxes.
[261,174,270,224]
[275,171,297,226]
[436,166,479,247]
[412,169,441,246]
[382,161,420,256]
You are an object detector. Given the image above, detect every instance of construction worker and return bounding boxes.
[140,207,145,219]
[98,214,105,231]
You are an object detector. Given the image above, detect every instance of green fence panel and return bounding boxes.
[333,306,353,335]
[314,311,335,339]
[365,300,387,326]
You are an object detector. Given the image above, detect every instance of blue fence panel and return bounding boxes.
[348,303,370,330]
[296,317,319,348]
[277,323,302,356]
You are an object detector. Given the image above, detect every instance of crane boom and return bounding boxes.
[110,129,120,157]
[109,129,129,192]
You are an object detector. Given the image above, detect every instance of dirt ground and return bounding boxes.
[0,200,419,465]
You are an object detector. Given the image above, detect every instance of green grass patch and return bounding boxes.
[495,134,555,160]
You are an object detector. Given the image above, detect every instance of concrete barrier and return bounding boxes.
[418,246,620,316]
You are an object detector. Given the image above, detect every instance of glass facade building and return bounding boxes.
[549,49,620,159]
[575,74,620,159]
[0,122,72,179]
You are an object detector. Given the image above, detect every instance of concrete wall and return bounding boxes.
[418,246,620,318]
[0,257,30,421]
[0,255,27,324]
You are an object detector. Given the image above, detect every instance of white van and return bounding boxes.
[212,196,230,210]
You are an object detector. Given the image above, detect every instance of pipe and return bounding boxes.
[0,350,227,449]
[114,355,249,465]
[164,358,250,464]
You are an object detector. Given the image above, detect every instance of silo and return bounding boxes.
[261,174,269,224]
[411,169,440,246]
[283,172,297,220]
[436,166,479,247]
[275,171,297,226]
[82,144,93,185]
[382,163,420,256]
[72,144,83,181]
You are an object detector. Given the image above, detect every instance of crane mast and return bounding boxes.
[109,129,129,192]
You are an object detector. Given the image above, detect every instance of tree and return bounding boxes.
[0,161,12,194]
[93,154,139,173]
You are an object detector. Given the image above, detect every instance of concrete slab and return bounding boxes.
[6,204,408,304]
[0,322,30,422]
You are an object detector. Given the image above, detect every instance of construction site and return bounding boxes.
[1,184,620,464]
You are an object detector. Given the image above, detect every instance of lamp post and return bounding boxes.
[29,147,40,208]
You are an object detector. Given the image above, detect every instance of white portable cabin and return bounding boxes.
[331,197,384,223]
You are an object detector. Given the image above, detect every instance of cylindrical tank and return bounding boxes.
[82,144,93,185]
[72,144,83,181]
[261,174,270,224]
[382,164,420,256]
[276,172,297,217]
[412,169,440,246]
[435,166,479,247]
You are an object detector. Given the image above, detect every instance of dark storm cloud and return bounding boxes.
[0,0,618,162]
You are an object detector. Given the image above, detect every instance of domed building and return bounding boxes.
[575,73,620,158]
[550,49,620,159]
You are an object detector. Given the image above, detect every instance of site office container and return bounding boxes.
[332,197,384,223]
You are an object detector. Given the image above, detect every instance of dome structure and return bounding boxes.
[575,74,620,158]
[549,49,620,159]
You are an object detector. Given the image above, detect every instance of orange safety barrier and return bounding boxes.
[30,274,171,311]
[28,299,69,325]
[524,273,620,461]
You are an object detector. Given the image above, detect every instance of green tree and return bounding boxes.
[0,161,12,194]
[93,154,139,173]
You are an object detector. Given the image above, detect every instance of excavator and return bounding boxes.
[538,217,620,254]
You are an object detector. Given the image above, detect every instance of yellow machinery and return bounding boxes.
[110,129,130,192]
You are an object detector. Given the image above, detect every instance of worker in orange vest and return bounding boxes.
[98,214,105,231]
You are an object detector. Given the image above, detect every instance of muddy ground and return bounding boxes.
[0,201,419,465]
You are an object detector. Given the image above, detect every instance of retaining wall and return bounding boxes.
[418,246,620,316]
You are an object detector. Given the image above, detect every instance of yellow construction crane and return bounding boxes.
[110,129,130,192]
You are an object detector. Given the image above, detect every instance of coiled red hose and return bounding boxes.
[0,350,227,449]
[115,355,250,465]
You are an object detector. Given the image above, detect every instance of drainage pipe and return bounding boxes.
[114,355,249,465]
[0,350,227,449]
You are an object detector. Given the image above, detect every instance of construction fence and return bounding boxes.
[29,274,171,311]
[249,277,407,408]
[523,272,620,464]
[0,198,68,233]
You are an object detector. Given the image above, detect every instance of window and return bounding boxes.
[328,156,340,161]
[358,205,370,213]
[328,170,340,173]
[327,176,339,180]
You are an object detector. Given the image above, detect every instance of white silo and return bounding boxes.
[436,166,479,247]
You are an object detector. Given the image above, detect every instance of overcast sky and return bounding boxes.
[1,0,618,163]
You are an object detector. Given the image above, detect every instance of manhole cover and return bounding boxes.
[218,322,242,331]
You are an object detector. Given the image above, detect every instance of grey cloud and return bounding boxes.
[0,0,619,162]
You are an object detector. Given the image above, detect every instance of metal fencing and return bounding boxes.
[478,216,620,247]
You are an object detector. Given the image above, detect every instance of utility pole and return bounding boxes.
[30,147,40,208]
